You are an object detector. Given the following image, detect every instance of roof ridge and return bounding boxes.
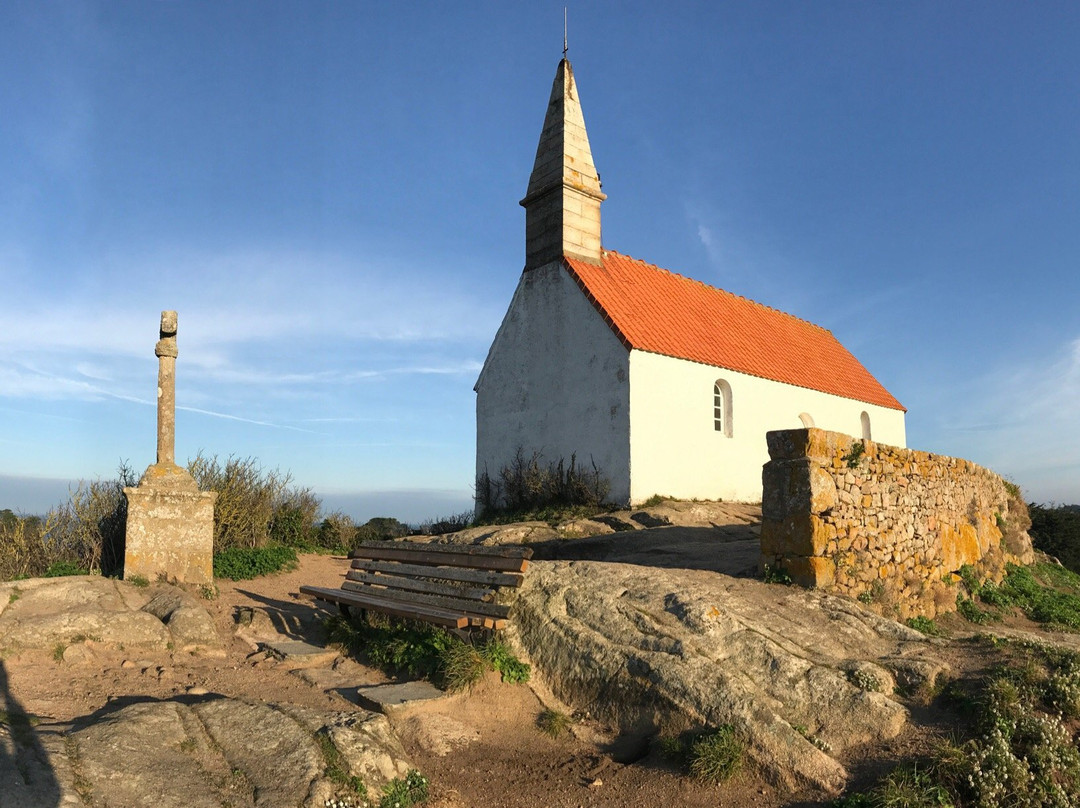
[600,249,833,335]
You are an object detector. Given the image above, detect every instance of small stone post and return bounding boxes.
[124,310,216,584]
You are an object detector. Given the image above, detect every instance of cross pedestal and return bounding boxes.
[123,311,216,585]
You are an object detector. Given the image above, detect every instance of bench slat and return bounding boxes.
[351,544,529,573]
[340,581,511,619]
[352,540,533,561]
[349,559,525,588]
[299,585,469,630]
[344,570,496,602]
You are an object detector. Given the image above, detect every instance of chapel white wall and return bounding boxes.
[627,350,907,504]
[476,261,631,505]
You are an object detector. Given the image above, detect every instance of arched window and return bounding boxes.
[798,412,815,428]
[860,411,872,441]
[713,379,733,438]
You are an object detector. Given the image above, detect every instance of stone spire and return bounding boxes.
[520,58,606,269]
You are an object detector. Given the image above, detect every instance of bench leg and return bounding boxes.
[338,603,351,619]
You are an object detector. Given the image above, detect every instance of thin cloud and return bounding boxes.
[176,405,321,434]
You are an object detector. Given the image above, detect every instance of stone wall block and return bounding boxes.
[760,428,1034,620]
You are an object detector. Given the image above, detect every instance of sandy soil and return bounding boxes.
[1,548,1062,808]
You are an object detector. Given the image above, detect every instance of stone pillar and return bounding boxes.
[156,310,178,465]
[124,310,216,585]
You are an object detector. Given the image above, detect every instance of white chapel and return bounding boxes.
[475,58,907,505]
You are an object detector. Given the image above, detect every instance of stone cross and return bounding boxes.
[155,310,178,465]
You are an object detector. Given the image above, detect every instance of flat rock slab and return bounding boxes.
[4,696,413,808]
[261,639,339,669]
[354,681,446,714]
[514,560,944,795]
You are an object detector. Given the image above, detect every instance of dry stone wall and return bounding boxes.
[760,428,1033,619]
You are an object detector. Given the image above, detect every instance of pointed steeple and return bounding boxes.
[520,58,606,269]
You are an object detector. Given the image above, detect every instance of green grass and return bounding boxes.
[440,642,486,692]
[957,597,994,625]
[999,563,1080,629]
[761,564,793,585]
[323,614,529,689]
[315,731,366,801]
[379,769,429,808]
[43,560,89,578]
[537,708,572,738]
[212,543,298,580]
[905,616,943,636]
[127,573,150,588]
[482,640,531,684]
[688,725,744,784]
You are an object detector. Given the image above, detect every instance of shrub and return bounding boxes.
[1029,503,1080,574]
[354,517,410,543]
[418,512,473,536]
[42,560,88,578]
[212,544,298,580]
[325,614,530,689]
[475,448,610,518]
[313,511,357,552]
[688,725,744,783]
[0,463,134,581]
[188,453,321,552]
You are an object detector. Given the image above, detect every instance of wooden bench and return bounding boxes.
[299,540,533,631]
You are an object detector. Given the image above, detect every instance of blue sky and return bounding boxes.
[2,2,1078,522]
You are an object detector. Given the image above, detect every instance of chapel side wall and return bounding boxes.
[627,352,906,503]
[475,260,631,507]
[760,428,1034,619]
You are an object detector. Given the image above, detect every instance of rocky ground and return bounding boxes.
[0,501,1068,808]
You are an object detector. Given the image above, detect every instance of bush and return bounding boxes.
[313,511,357,552]
[688,726,744,783]
[354,517,410,543]
[0,463,134,581]
[418,512,473,536]
[188,453,321,552]
[212,544,298,580]
[1029,504,1080,573]
[475,448,611,519]
[43,561,89,578]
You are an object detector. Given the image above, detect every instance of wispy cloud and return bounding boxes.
[177,405,320,433]
[936,335,1080,502]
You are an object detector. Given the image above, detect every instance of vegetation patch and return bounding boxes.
[536,708,573,738]
[996,563,1080,630]
[324,614,529,690]
[836,638,1080,807]
[655,725,745,784]
[475,448,610,521]
[212,544,298,580]
[315,731,367,804]
[378,769,428,808]
[905,616,943,636]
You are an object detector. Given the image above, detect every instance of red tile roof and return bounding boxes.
[563,251,905,411]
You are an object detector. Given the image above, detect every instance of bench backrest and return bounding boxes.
[343,540,533,621]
